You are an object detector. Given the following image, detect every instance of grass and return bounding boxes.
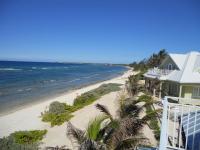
[42,83,122,126]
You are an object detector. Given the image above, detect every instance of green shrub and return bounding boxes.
[0,136,39,150]
[11,130,47,144]
[42,83,121,126]
[73,92,99,107]
[74,83,121,107]
[49,101,66,114]
[0,130,46,150]
[42,112,73,126]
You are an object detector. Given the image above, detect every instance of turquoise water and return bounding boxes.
[0,61,128,114]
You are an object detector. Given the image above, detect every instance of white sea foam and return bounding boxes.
[25,88,32,91]
[68,78,81,83]
[17,89,23,92]
[41,67,48,70]
[83,74,99,79]
[0,68,22,71]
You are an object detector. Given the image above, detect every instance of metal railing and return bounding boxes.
[146,68,173,78]
[159,96,200,150]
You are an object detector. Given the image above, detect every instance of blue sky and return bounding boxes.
[0,0,200,63]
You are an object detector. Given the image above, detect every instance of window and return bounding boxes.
[168,63,173,70]
[192,87,200,98]
[169,84,179,96]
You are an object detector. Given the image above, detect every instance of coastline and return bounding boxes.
[0,69,133,138]
[0,68,128,117]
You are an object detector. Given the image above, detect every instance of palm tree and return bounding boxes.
[67,116,107,150]
[66,95,160,150]
[126,74,141,96]
[147,49,167,68]
[95,103,159,150]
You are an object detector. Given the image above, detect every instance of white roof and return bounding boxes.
[169,54,187,70]
[145,51,200,84]
[178,51,200,83]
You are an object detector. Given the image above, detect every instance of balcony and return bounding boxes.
[159,96,200,150]
[145,68,173,78]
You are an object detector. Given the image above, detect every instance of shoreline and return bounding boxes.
[0,69,133,138]
[0,70,128,117]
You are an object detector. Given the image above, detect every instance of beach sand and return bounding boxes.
[0,70,133,148]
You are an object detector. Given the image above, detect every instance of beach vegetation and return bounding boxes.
[66,99,159,150]
[73,83,121,109]
[48,101,67,114]
[42,112,73,127]
[42,83,121,126]
[42,102,74,126]
[0,130,47,150]
[45,51,164,149]
[11,130,47,144]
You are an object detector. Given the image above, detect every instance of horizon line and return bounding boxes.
[0,59,129,65]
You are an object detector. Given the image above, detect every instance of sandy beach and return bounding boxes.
[0,69,133,148]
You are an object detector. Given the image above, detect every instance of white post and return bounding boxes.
[179,85,182,98]
[153,89,156,97]
[159,96,168,150]
[159,82,162,99]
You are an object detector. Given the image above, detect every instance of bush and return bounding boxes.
[42,101,74,127]
[74,83,121,107]
[42,83,121,126]
[49,101,66,114]
[73,92,99,107]
[11,130,47,144]
[42,112,73,126]
[0,136,39,150]
[0,130,47,150]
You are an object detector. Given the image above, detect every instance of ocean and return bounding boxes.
[0,61,128,114]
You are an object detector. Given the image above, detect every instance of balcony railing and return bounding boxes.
[145,68,173,78]
[159,96,200,150]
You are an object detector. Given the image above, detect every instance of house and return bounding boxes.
[144,51,200,101]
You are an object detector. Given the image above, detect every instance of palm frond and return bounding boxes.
[86,115,108,141]
[45,145,70,150]
[108,116,145,149]
[141,109,162,123]
[95,104,113,121]
[101,119,120,144]
[114,136,148,150]
[79,139,106,150]
[119,98,144,118]
[66,122,86,145]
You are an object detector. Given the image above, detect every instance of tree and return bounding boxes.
[66,98,160,150]
[67,116,107,150]
[129,49,168,71]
